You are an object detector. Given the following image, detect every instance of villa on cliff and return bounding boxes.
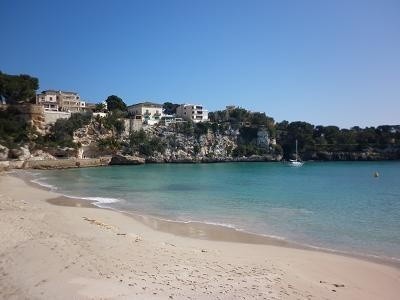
[127,102,164,125]
[35,90,89,125]
[176,104,208,123]
[36,90,86,112]
[176,104,209,123]
[128,102,209,126]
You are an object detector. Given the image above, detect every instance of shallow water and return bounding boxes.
[30,161,400,260]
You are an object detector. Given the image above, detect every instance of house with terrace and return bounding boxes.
[36,90,86,112]
[127,102,164,125]
[176,104,209,123]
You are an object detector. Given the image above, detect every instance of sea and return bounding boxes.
[28,161,400,262]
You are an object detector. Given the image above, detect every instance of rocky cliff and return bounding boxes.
[2,115,399,171]
[73,121,281,163]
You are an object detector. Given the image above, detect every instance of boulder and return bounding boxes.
[0,145,9,161]
[9,145,31,160]
[0,161,10,171]
[9,160,25,169]
[109,155,145,165]
[29,150,56,161]
[47,147,77,158]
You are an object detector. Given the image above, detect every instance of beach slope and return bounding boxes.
[0,174,399,299]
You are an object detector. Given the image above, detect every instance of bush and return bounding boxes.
[0,107,30,147]
[97,137,122,153]
[103,111,126,136]
[232,144,259,157]
[129,130,166,156]
[43,112,92,148]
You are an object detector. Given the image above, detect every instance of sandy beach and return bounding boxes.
[0,173,399,299]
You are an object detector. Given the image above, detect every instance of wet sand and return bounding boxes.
[48,194,400,268]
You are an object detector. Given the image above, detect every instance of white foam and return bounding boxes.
[31,178,58,190]
[79,196,120,204]
[200,220,238,229]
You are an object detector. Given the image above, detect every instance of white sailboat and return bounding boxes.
[288,140,304,167]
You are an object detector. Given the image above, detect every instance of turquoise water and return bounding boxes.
[30,162,400,260]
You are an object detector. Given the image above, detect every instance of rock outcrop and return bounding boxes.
[29,150,57,161]
[8,146,31,160]
[0,145,9,161]
[24,158,111,169]
[110,155,145,165]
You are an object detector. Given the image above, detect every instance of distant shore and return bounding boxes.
[1,172,399,299]
[2,151,400,172]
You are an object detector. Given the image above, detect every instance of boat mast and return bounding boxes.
[295,139,298,162]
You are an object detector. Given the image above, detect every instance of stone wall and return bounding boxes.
[44,110,71,124]
[0,104,45,131]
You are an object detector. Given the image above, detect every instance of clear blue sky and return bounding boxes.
[1,0,399,128]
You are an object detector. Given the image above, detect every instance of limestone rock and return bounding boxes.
[0,161,10,171]
[9,146,31,160]
[109,155,145,165]
[9,160,25,169]
[29,150,56,161]
[0,145,9,161]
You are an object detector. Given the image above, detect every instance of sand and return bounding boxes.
[0,173,399,299]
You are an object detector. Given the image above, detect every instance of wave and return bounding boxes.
[29,176,120,205]
[31,178,58,190]
[78,196,120,204]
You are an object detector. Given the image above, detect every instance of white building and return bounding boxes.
[127,102,163,125]
[35,91,59,111]
[160,115,185,126]
[176,104,208,123]
[36,90,86,112]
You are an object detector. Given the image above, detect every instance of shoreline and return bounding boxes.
[2,156,400,172]
[22,170,400,269]
[1,172,399,299]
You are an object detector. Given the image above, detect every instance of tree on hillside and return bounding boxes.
[105,95,127,111]
[0,71,39,104]
[163,102,179,115]
[94,102,107,112]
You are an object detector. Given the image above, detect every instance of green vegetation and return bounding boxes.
[105,95,127,112]
[0,71,39,104]
[0,107,32,147]
[209,107,275,133]
[232,144,261,157]
[97,137,122,154]
[0,71,39,148]
[129,129,166,156]
[276,121,400,159]
[94,102,107,112]
[162,102,179,115]
[103,111,126,136]
[37,113,92,148]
